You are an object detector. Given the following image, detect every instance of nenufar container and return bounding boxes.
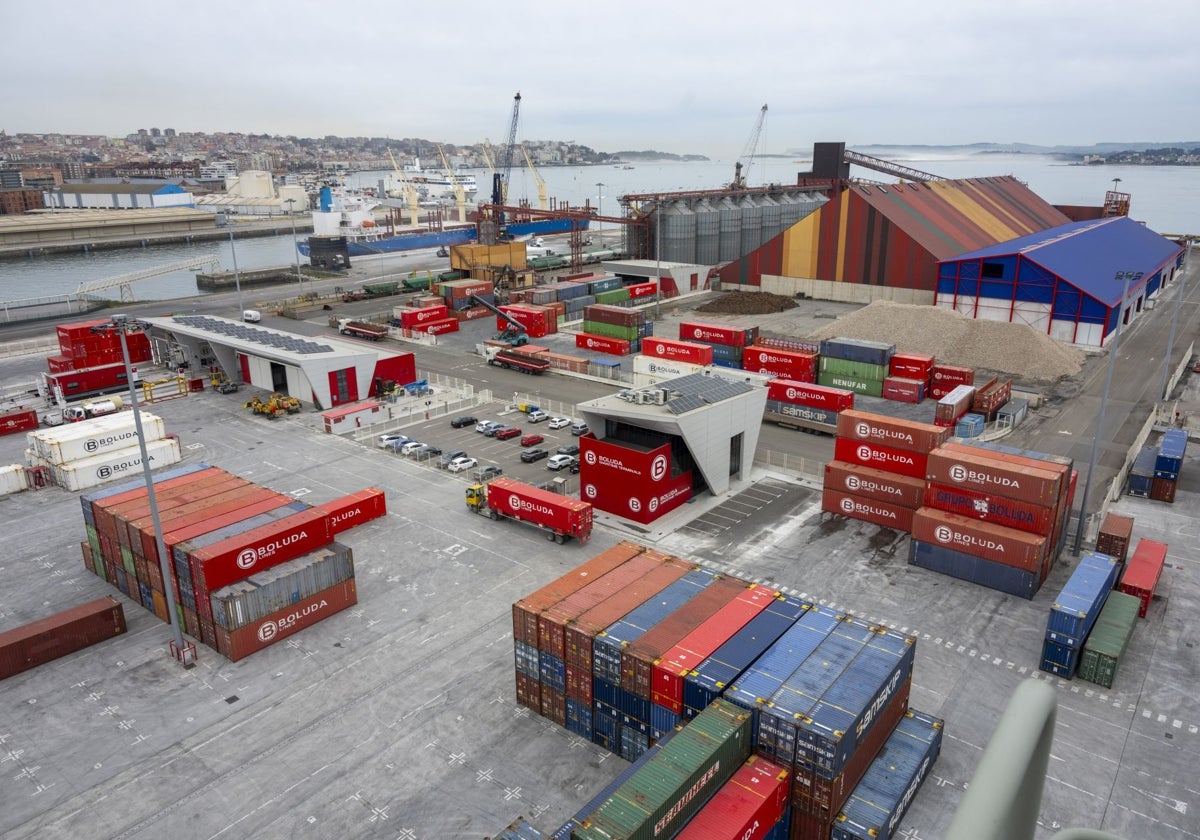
[1045,552,1119,649]
[1120,538,1167,617]
[674,755,790,840]
[1077,591,1140,688]
[1,596,126,680]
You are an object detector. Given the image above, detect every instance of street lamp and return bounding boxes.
[92,315,194,667]
[595,182,605,236]
[284,197,303,297]
[228,229,245,320]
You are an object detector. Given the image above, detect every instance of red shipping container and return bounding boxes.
[317,488,387,534]
[627,281,658,299]
[47,355,74,373]
[767,379,855,412]
[192,508,333,594]
[889,352,935,380]
[1,596,126,680]
[912,507,1047,572]
[0,408,39,436]
[882,376,926,404]
[576,332,631,355]
[414,317,459,335]
[926,448,1062,505]
[1096,512,1134,564]
[515,670,541,714]
[679,320,754,346]
[823,461,926,510]
[120,477,254,549]
[642,336,714,366]
[398,305,449,328]
[542,686,567,728]
[133,486,284,562]
[833,437,928,480]
[675,755,790,840]
[1120,539,1167,617]
[215,579,356,662]
[1150,476,1177,503]
[743,346,817,380]
[651,585,778,713]
[445,279,493,299]
[837,410,949,455]
[513,542,646,647]
[924,481,1056,536]
[161,497,296,573]
[930,364,974,387]
[822,488,915,532]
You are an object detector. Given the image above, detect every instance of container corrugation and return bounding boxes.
[576,332,632,355]
[823,462,926,510]
[881,377,926,404]
[909,538,1040,598]
[822,488,914,532]
[1040,638,1082,678]
[679,321,757,347]
[833,438,927,481]
[493,817,546,840]
[620,727,649,761]
[929,364,974,387]
[888,353,935,379]
[570,698,752,840]
[566,696,593,739]
[540,651,566,693]
[818,338,895,367]
[54,437,183,491]
[674,755,791,840]
[836,410,949,456]
[216,579,356,662]
[817,372,884,398]
[926,448,1061,506]
[923,482,1057,536]
[933,385,976,427]
[1119,538,1167,618]
[767,379,854,411]
[912,508,1046,572]
[650,586,779,713]
[1077,591,1140,688]
[652,702,680,735]
[193,508,333,595]
[1129,446,1157,479]
[1,596,126,680]
[1150,476,1177,503]
[830,710,944,840]
[1046,552,1119,649]
[684,596,812,719]
[209,544,355,631]
[1095,512,1135,564]
[514,639,540,679]
[954,414,986,439]
[818,357,888,382]
[172,501,308,585]
[515,671,541,713]
[642,337,714,367]
[592,567,717,686]
[1156,428,1187,471]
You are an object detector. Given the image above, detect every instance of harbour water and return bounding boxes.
[2,154,1196,302]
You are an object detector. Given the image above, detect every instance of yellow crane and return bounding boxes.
[521,144,548,210]
[387,147,421,226]
[481,138,498,181]
[436,143,468,222]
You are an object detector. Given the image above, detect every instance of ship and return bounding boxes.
[401,158,479,200]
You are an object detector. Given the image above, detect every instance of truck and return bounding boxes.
[55,396,125,425]
[465,477,592,544]
[484,346,550,375]
[337,319,389,341]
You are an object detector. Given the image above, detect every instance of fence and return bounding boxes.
[751,449,826,481]
[348,371,487,444]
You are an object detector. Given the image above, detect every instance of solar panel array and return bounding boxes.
[172,316,334,355]
[661,372,755,415]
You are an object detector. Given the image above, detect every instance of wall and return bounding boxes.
[743,274,936,305]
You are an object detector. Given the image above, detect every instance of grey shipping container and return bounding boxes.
[210,543,355,630]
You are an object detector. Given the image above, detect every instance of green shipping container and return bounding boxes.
[1077,591,1140,688]
[594,288,631,305]
[120,545,136,575]
[818,356,888,381]
[573,698,752,840]
[817,371,885,397]
[583,320,640,341]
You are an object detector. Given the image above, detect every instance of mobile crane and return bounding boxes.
[730,104,768,190]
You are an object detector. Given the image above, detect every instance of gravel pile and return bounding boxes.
[804,301,1085,381]
[695,291,798,315]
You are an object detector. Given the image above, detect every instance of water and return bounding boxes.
[4,154,1196,302]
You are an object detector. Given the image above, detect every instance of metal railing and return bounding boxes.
[752,449,826,480]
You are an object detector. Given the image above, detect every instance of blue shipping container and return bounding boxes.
[566,697,592,740]
[831,710,944,840]
[954,413,986,438]
[819,337,895,367]
[592,700,621,751]
[539,652,566,693]
[495,818,546,840]
[1040,638,1081,678]
[620,727,649,762]
[764,806,791,840]
[1157,429,1187,475]
[909,539,1039,600]
[1045,552,1119,649]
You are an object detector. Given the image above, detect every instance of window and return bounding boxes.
[981,262,1005,279]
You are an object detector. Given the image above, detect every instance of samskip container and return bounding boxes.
[1077,591,1140,688]
[1,596,127,680]
[1046,552,1119,649]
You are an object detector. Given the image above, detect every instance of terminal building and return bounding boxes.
[575,373,766,525]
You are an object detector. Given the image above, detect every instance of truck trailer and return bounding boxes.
[337,319,389,341]
[484,346,550,375]
[465,477,592,544]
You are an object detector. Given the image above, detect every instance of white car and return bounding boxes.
[377,433,409,449]
[548,417,571,430]
[476,420,501,434]
[399,440,425,456]
[447,456,478,473]
[546,454,577,471]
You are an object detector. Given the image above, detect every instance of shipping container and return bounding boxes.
[888,352,935,380]
[929,364,974,388]
[29,411,166,465]
[767,379,855,412]
[1,596,126,680]
[53,437,183,492]
[822,488,914,532]
[818,338,894,367]
[1077,591,1140,688]
[192,508,333,594]
[830,710,944,840]
[478,478,593,543]
[833,438,927,480]
[315,488,387,535]
[570,699,753,840]
[674,755,790,840]
[1127,446,1156,497]
[954,414,986,439]
[818,356,888,383]
[911,507,1046,572]
[493,817,545,840]
[215,579,356,662]
[1150,476,1177,503]
[0,408,39,436]
[881,377,926,404]
[933,385,976,427]
[679,321,757,347]
[641,337,714,366]
[764,401,835,431]
[923,482,1057,536]
[209,544,356,631]
[1120,538,1167,618]
[576,332,631,356]
[1155,428,1187,474]
[1040,637,1081,678]
[836,410,949,455]
[1046,552,1120,649]
[925,448,1061,506]
[744,346,818,380]
[398,305,450,328]
[823,462,926,510]
[817,371,884,398]
[171,500,309,586]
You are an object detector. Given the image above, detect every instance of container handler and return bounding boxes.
[465,477,592,544]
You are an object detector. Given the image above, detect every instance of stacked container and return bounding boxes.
[928,364,974,400]
[673,755,791,840]
[933,384,976,428]
[641,337,714,367]
[55,319,152,370]
[1077,591,1140,688]
[885,352,935,404]
[25,410,181,491]
[499,304,557,339]
[437,278,494,311]
[764,379,854,434]
[743,345,818,382]
[1127,446,1156,498]
[679,321,759,369]
[817,338,895,397]
[579,304,650,355]
[1041,551,1120,678]
[1119,538,1167,618]
[1151,429,1186,503]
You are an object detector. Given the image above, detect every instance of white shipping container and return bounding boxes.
[0,464,28,496]
[52,438,182,492]
[29,412,166,465]
[631,354,704,386]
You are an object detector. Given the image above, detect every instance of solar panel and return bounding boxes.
[172,315,333,355]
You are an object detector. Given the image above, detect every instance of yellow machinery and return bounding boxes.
[387,147,421,226]
[243,393,300,418]
[521,144,548,210]
[436,143,468,222]
[140,375,188,403]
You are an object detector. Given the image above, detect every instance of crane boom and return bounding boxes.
[521,144,547,210]
[493,92,522,225]
[732,103,768,189]
[387,147,420,226]
[436,143,467,221]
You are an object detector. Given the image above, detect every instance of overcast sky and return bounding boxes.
[6,0,1198,158]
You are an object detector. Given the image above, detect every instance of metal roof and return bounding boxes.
[946,216,1184,306]
[660,372,755,415]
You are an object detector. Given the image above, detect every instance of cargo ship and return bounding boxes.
[297,185,587,258]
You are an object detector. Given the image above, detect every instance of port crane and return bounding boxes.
[492,91,522,226]
[387,147,421,226]
[481,138,498,181]
[521,144,548,210]
[731,103,768,189]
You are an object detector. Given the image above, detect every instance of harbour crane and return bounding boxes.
[493,91,522,226]
[436,143,468,222]
[731,103,768,189]
[521,144,548,210]
[481,138,498,180]
[387,147,421,226]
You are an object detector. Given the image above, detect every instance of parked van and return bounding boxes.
[243,309,261,323]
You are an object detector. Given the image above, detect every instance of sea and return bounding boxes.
[2,152,1196,302]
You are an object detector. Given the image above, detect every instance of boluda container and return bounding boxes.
[1077,591,1140,688]
[679,321,757,347]
[836,410,949,455]
[29,410,166,464]
[215,579,356,662]
[888,352,935,380]
[912,507,1047,572]
[642,337,714,366]
[834,438,927,480]
[830,710,944,840]
[316,488,387,535]
[54,437,183,492]
[744,346,818,380]
[909,539,1040,599]
[576,332,631,355]
[674,755,791,840]
[1119,538,1167,618]
[824,462,926,510]
[923,482,1056,536]
[1045,552,1120,649]
[209,544,355,631]
[192,508,333,595]
[1,596,126,680]
[882,377,926,404]
[768,379,854,412]
[822,488,914,532]
[929,363,974,389]
[926,448,1061,506]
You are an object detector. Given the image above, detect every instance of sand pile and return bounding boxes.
[804,301,1085,381]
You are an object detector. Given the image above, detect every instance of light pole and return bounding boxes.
[595,182,605,237]
[228,229,245,320]
[94,315,193,667]
[654,198,662,320]
[284,197,303,298]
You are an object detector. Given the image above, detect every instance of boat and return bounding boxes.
[402,158,478,200]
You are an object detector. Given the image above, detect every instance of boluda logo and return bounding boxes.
[649,485,687,513]
[854,421,915,445]
[840,496,897,521]
[947,463,1020,489]
[584,450,598,465]
[784,386,814,402]
[845,475,901,498]
[237,530,309,569]
[85,430,137,452]
[739,822,760,840]
[509,495,554,517]
[586,337,603,349]
[650,454,668,482]
[96,453,151,480]
[331,507,362,527]
[255,597,329,642]
[857,668,903,739]
[416,309,439,321]
[688,328,725,342]
[629,497,642,513]
[933,523,1005,553]
[583,483,597,499]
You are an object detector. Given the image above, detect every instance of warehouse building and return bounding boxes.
[43,181,196,210]
[575,373,766,525]
[935,216,1186,347]
[142,315,415,408]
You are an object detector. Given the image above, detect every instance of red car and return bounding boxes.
[520,433,545,447]
[494,426,521,440]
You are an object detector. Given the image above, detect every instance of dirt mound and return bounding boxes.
[695,292,798,316]
[805,300,1085,382]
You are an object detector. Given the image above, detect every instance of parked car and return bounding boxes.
[399,440,425,456]
[520,433,544,447]
[447,456,478,473]
[494,426,521,440]
[571,422,589,436]
[547,454,577,471]
[215,381,240,394]
[555,444,580,456]
[384,437,414,453]
[378,433,408,449]
[527,410,550,423]
[411,444,442,460]
[476,420,501,434]
[472,465,503,481]
[483,423,508,437]
[548,417,571,430]
[520,447,549,463]
[450,415,478,428]
[437,449,468,469]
